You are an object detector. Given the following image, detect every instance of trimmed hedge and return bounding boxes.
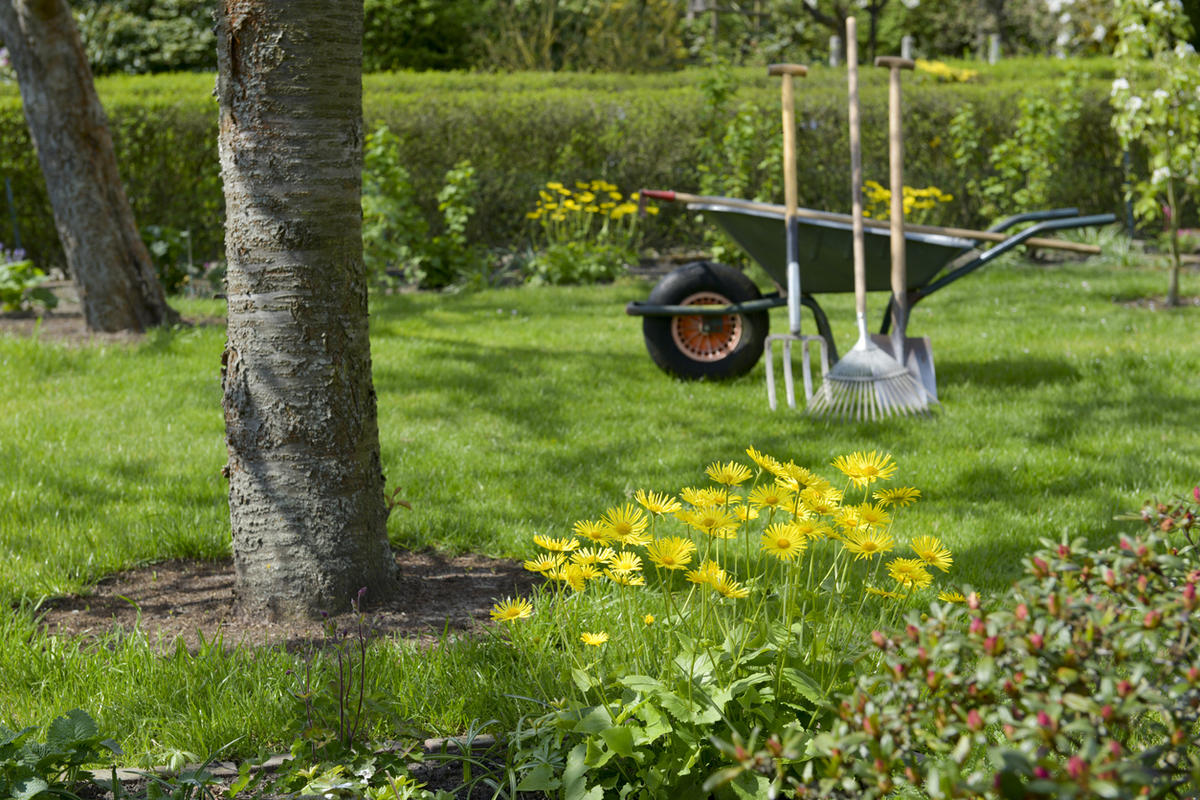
[0,62,1127,274]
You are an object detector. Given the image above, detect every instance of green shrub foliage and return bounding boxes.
[710,499,1200,798]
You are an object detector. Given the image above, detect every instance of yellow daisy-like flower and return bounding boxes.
[573,519,613,544]
[705,460,753,486]
[911,535,953,573]
[635,489,682,515]
[607,551,642,574]
[874,486,921,507]
[833,505,862,532]
[832,451,898,489]
[791,519,833,541]
[679,506,739,539]
[843,528,896,560]
[645,536,696,571]
[533,534,579,553]
[680,486,730,508]
[733,505,759,523]
[801,486,842,515]
[643,614,654,625]
[777,461,822,491]
[523,553,564,573]
[865,586,905,600]
[713,573,750,599]
[855,502,893,529]
[760,523,808,561]
[571,546,616,567]
[748,482,794,511]
[888,558,933,590]
[490,597,533,622]
[605,569,646,586]
[580,631,609,646]
[745,445,782,473]
[937,589,967,604]
[686,559,726,587]
[603,503,649,545]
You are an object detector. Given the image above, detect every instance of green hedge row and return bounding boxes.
[0,62,1128,274]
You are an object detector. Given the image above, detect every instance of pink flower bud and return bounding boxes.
[1034,766,1051,779]
[970,617,986,636]
[967,709,983,730]
[1118,679,1133,697]
[1028,633,1044,650]
[1015,603,1028,620]
[1067,756,1086,780]
[1057,543,1071,559]
[871,630,887,649]
[1037,710,1053,730]
[906,623,920,641]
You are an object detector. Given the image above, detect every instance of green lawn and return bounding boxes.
[0,253,1196,760]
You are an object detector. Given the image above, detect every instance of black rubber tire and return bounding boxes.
[642,261,769,381]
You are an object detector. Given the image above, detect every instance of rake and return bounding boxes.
[808,17,930,421]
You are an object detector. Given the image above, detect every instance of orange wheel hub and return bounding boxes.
[670,291,742,362]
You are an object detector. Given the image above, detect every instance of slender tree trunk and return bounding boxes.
[0,0,175,332]
[216,0,397,620]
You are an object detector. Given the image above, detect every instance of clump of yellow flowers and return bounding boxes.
[491,447,964,674]
[862,180,954,225]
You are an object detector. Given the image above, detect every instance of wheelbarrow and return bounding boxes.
[626,192,1116,394]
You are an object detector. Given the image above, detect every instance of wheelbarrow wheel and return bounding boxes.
[642,261,768,380]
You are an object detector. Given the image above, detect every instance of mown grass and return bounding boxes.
[0,253,1197,760]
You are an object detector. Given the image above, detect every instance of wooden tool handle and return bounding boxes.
[883,56,907,350]
[767,63,808,77]
[846,17,867,322]
[769,63,806,219]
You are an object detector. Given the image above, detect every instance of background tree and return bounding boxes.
[0,0,175,332]
[215,0,398,620]
[800,0,890,61]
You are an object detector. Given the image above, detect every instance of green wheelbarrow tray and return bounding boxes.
[626,195,1116,378]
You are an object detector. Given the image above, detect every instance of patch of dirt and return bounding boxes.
[39,550,542,651]
[1117,295,1200,310]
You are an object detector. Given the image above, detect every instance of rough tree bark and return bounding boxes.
[216,0,397,620]
[0,0,175,332]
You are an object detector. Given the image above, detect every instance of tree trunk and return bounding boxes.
[0,0,175,332]
[216,0,397,621]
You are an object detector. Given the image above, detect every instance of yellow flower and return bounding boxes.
[546,181,564,190]
[533,534,579,553]
[705,460,753,486]
[792,518,833,541]
[643,613,654,625]
[801,486,842,515]
[523,553,564,573]
[686,559,726,586]
[679,506,738,539]
[645,536,697,571]
[833,505,862,533]
[680,486,729,508]
[571,546,616,567]
[573,519,613,544]
[888,558,933,590]
[713,573,750,599]
[608,551,642,574]
[874,487,921,507]
[843,528,896,560]
[937,589,967,604]
[745,445,782,473]
[605,569,646,586]
[635,489,682,515]
[865,585,905,600]
[832,451,898,488]
[733,505,759,523]
[911,535,953,573]
[777,461,822,491]
[760,523,808,561]
[490,597,534,622]
[748,482,794,511]
[855,502,893,529]
[580,631,609,646]
[603,503,649,545]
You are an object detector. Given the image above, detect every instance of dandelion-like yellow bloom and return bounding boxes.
[605,569,645,586]
[571,546,616,567]
[888,558,933,590]
[573,519,613,544]
[733,505,759,523]
[865,586,905,600]
[580,631,609,646]
[686,559,726,587]
[679,506,739,539]
[680,486,729,508]
[874,487,921,507]
[760,523,807,561]
[645,536,696,571]
[607,551,642,574]
[844,528,896,560]
[833,505,862,533]
[643,614,654,625]
[832,451,898,489]
[523,553,563,573]
[778,461,822,491]
[705,460,753,486]
[490,597,534,622]
[792,519,833,541]
[635,489,682,515]
[713,573,750,599]
[801,486,842,515]
[748,482,794,511]
[937,589,967,604]
[911,535,953,573]
[745,445,782,473]
[855,502,893,529]
[603,503,649,545]
[533,534,579,553]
